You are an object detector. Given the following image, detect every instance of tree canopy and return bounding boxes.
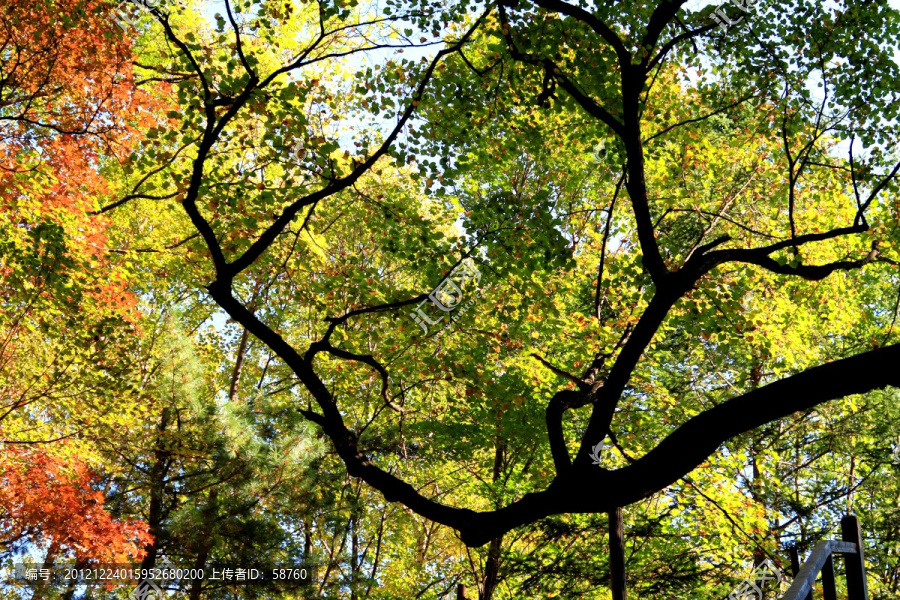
[3,0,900,598]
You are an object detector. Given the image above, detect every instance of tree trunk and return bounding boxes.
[228,327,250,402]
[480,437,506,600]
[481,536,502,600]
[303,518,313,562]
[188,488,218,600]
[140,408,171,572]
[60,557,86,600]
[609,506,627,600]
[350,511,359,600]
[30,540,59,600]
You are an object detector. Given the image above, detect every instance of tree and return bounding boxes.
[0,0,165,571]
[94,309,323,599]
[8,0,900,597]
[0,443,151,563]
[104,0,900,562]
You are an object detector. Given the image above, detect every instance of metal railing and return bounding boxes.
[780,515,868,600]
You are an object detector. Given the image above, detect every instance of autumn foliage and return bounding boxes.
[5,0,900,597]
[1,0,161,563]
[0,441,152,561]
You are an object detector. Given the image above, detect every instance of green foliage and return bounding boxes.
[7,0,900,598]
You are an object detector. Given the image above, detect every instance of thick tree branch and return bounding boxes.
[620,85,668,285]
[550,64,625,136]
[589,343,900,509]
[574,283,689,468]
[545,389,591,474]
[206,280,480,531]
[527,0,630,64]
[458,343,900,546]
[641,0,690,53]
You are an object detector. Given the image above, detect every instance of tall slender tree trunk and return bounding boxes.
[481,437,506,600]
[481,536,503,600]
[188,488,219,600]
[609,506,627,600]
[30,540,59,600]
[363,510,387,599]
[60,557,86,600]
[228,327,250,402]
[350,511,360,600]
[303,518,313,563]
[140,408,171,573]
